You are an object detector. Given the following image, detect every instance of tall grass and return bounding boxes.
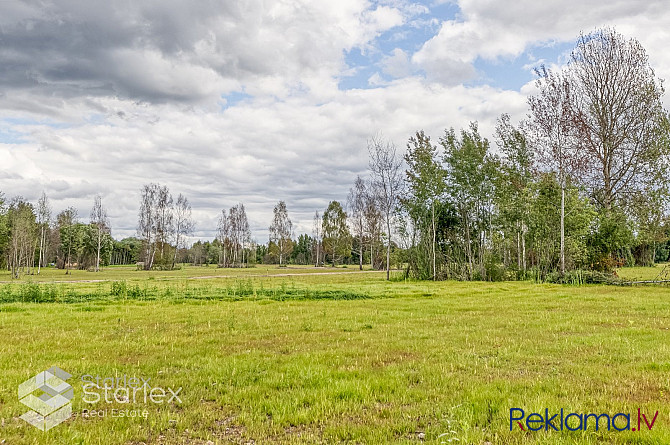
[0,280,370,304]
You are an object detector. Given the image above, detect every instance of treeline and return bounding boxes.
[2,28,669,281]
[398,28,670,280]
[0,193,117,276]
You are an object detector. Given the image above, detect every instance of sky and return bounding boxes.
[1,0,670,243]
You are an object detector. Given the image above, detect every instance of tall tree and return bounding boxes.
[441,123,496,280]
[363,186,383,269]
[368,136,404,280]
[36,191,51,274]
[322,201,350,267]
[154,185,173,267]
[269,200,293,266]
[138,184,158,270]
[495,115,534,273]
[172,194,194,269]
[347,176,367,270]
[528,66,581,275]
[90,195,110,272]
[217,210,230,266]
[229,204,251,267]
[568,28,668,211]
[7,198,37,278]
[58,207,79,275]
[404,131,445,280]
[312,210,322,267]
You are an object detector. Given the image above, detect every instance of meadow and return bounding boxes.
[0,264,669,444]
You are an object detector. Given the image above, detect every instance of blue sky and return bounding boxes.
[0,0,668,240]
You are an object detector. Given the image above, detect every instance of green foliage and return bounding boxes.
[322,201,351,266]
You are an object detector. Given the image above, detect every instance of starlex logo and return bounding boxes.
[510,408,659,432]
[18,366,73,431]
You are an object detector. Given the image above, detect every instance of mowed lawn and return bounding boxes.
[1,266,670,444]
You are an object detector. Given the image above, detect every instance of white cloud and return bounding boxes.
[1,79,526,240]
[413,0,670,86]
[1,0,669,243]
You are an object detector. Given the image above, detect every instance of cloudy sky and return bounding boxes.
[1,0,669,242]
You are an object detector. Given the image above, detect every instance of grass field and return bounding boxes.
[1,265,670,444]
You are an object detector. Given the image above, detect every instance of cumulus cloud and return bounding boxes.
[0,0,405,111]
[0,0,668,242]
[413,0,670,86]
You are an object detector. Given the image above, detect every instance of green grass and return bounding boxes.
[0,264,372,283]
[616,263,670,282]
[1,266,670,444]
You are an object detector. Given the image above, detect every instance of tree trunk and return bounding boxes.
[279,239,283,266]
[66,242,71,275]
[315,241,320,267]
[172,233,180,270]
[386,219,391,280]
[96,229,101,272]
[38,226,44,275]
[522,222,527,272]
[432,201,436,280]
[359,233,363,270]
[517,228,521,270]
[560,184,565,275]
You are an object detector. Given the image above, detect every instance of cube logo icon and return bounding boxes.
[18,366,73,431]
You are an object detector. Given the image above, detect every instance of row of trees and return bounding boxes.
[0,192,113,277]
[137,183,194,270]
[398,28,670,280]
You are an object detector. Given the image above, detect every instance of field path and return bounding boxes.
[0,269,384,284]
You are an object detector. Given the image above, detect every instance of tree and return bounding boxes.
[269,201,293,266]
[526,174,595,276]
[568,28,668,211]
[312,210,322,266]
[404,131,445,280]
[292,234,312,264]
[347,176,367,270]
[7,198,37,278]
[528,66,582,275]
[322,201,350,267]
[172,194,194,269]
[229,204,251,267]
[36,192,51,274]
[441,123,497,280]
[363,186,383,269]
[217,210,230,266]
[137,183,180,270]
[138,184,158,270]
[495,115,534,274]
[90,195,110,272]
[0,192,8,269]
[368,135,404,280]
[58,207,79,275]
[154,185,173,267]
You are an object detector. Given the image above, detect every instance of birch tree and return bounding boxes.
[528,67,581,275]
[172,194,194,269]
[347,176,367,270]
[322,201,350,267]
[138,184,157,270]
[269,200,293,266]
[58,207,78,275]
[90,195,110,272]
[312,210,322,267]
[569,28,667,210]
[368,136,404,280]
[404,131,445,280]
[217,210,230,266]
[36,191,51,274]
[7,199,37,278]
